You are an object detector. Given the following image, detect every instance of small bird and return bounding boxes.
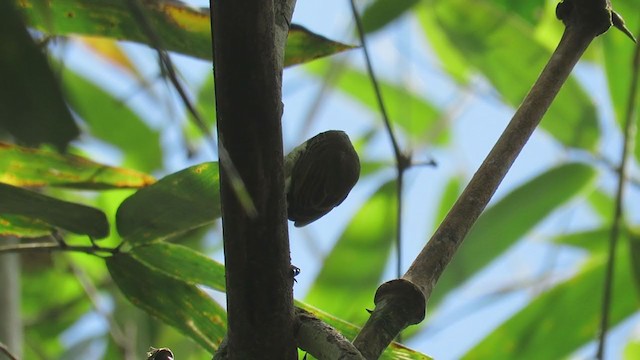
[285,130,360,227]
[147,347,174,360]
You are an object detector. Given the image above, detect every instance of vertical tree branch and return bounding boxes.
[596,26,639,360]
[0,237,22,360]
[210,0,296,358]
[348,0,412,283]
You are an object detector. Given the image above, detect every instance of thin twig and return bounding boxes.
[590,151,640,189]
[124,0,208,141]
[68,260,134,359]
[348,0,404,161]
[596,29,639,360]
[0,342,19,360]
[348,0,409,280]
[0,242,116,256]
[125,0,256,216]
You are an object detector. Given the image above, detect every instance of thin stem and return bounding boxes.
[68,261,133,359]
[125,0,256,216]
[348,0,409,280]
[596,30,640,360]
[0,242,116,256]
[124,0,208,140]
[590,152,640,189]
[348,0,403,161]
[396,170,403,279]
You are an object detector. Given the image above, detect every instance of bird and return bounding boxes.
[147,347,174,360]
[285,130,360,227]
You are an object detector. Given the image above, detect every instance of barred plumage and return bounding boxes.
[285,130,360,227]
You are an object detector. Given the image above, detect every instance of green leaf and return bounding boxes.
[17,0,353,67]
[601,0,640,159]
[131,242,226,292]
[629,229,640,298]
[419,0,599,150]
[415,6,471,83]
[0,182,109,238]
[305,180,396,325]
[361,0,420,34]
[586,189,614,223]
[285,25,357,67]
[0,214,52,238]
[625,337,640,360]
[116,162,221,244]
[22,263,91,356]
[464,247,638,359]
[434,176,462,226]
[306,61,444,143]
[552,228,610,254]
[487,0,545,25]
[184,75,216,142]
[296,301,432,360]
[431,163,597,307]
[107,252,226,353]
[0,142,155,189]
[61,69,163,172]
[0,0,78,150]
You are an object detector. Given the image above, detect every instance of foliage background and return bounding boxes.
[1,0,639,359]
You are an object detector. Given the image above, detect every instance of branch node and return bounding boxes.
[555,0,616,38]
[352,279,425,359]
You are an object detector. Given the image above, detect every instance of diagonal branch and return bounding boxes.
[352,0,622,358]
[0,341,18,360]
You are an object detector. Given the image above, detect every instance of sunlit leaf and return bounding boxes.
[431,163,597,307]
[184,75,216,142]
[464,246,637,359]
[306,61,445,143]
[107,252,226,353]
[415,6,471,83]
[629,229,640,298]
[77,36,142,78]
[586,188,614,223]
[131,242,226,292]
[0,142,155,189]
[601,0,640,159]
[285,25,356,67]
[487,0,545,25]
[305,180,396,325]
[0,214,52,238]
[22,260,92,357]
[0,182,109,238]
[418,0,599,150]
[61,69,163,172]
[625,337,640,360]
[17,0,353,67]
[0,0,78,150]
[434,175,462,226]
[361,0,420,34]
[552,228,610,254]
[116,162,221,244]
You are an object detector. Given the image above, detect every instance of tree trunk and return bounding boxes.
[210,0,296,358]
